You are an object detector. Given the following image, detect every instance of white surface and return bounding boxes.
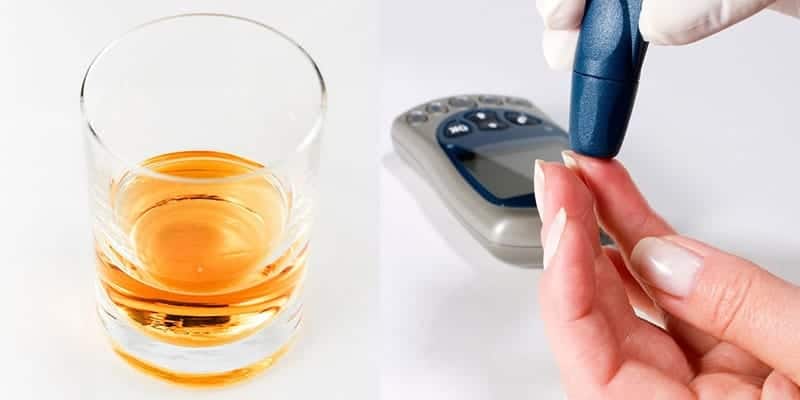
[380,1,799,399]
[0,1,377,399]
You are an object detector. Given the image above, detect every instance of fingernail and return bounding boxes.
[534,159,546,217]
[631,237,702,297]
[561,150,578,170]
[543,208,567,269]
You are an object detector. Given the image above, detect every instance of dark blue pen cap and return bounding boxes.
[569,0,648,158]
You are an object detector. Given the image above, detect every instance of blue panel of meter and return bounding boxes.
[437,108,569,208]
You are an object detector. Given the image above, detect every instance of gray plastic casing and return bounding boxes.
[391,94,567,268]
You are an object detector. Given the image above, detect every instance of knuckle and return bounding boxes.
[704,260,757,339]
[629,210,653,239]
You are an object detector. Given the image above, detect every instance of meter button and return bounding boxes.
[406,110,429,125]
[466,110,497,124]
[478,95,503,105]
[478,120,509,131]
[443,120,472,137]
[505,111,541,126]
[425,102,449,114]
[466,110,508,131]
[448,96,477,109]
[506,97,533,107]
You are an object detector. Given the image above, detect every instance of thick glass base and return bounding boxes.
[97,285,302,387]
[111,339,293,387]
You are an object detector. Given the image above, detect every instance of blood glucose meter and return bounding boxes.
[391,94,569,267]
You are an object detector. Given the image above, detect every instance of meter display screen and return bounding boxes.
[459,137,566,199]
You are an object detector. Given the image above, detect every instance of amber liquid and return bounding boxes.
[97,151,306,347]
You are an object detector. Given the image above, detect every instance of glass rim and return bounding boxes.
[80,13,327,184]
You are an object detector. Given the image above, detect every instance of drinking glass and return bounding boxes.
[81,14,325,386]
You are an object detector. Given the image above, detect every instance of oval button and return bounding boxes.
[425,102,449,114]
[448,96,476,109]
[478,95,503,105]
[406,110,429,125]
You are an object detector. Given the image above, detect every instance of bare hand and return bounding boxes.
[535,152,800,399]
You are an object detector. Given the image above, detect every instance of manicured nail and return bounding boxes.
[561,150,578,170]
[631,237,702,297]
[534,159,546,217]
[543,208,567,269]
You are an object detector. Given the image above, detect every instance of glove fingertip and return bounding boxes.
[542,29,578,71]
[638,6,670,45]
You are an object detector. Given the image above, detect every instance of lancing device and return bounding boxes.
[569,0,649,158]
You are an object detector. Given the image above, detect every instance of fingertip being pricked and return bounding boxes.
[558,150,617,176]
[561,150,579,172]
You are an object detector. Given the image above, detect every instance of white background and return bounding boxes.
[0,1,377,399]
[380,1,799,399]
[2,1,798,399]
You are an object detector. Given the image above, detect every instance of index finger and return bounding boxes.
[564,151,800,381]
[561,151,674,255]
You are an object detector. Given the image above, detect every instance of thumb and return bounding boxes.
[631,235,800,383]
[639,0,798,46]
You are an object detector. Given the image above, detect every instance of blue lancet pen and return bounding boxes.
[569,0,649,158]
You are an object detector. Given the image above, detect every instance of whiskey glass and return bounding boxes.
[81,14,325,385]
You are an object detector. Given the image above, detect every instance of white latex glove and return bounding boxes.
[537,0,799,69]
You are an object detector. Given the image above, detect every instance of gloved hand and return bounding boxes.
[537,0,800,69]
